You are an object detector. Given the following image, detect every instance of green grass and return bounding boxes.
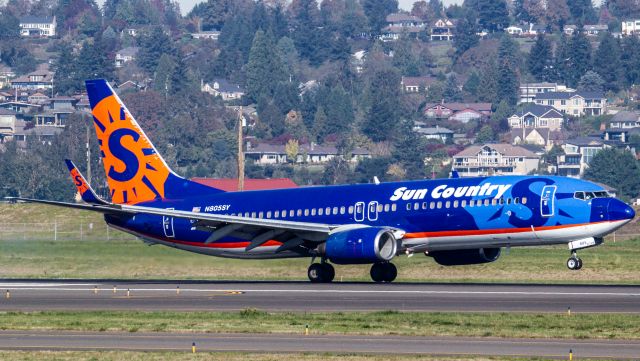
[0,352,594,361]
[1,203,640,283]
[1,310,638,340]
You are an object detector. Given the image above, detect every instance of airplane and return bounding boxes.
[7,79,636,283]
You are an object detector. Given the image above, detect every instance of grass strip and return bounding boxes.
[0,310,638,340]
[0,351,594,361]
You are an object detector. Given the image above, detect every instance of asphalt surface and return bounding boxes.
[0,330,639,358]
[0,280,639,313]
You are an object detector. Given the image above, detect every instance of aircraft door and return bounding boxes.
[367,201,379,221]
[162,208,175,238]
[354,202,365,222]
[540,185,557,217]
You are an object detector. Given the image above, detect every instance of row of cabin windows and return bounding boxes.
[229,204,400,219]
[405,197,528,211]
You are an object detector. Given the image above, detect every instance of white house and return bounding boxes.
[557,137,609,178]
[622,20,640,36]
[19,16,56,37]
[509,104,565,150]
[431,18,455,41]
[115,47,139,68]
[505,26,523,36]
[452,144,540,177]
[519,82,574,103]
[380,13,426,41]
[191,31,220,40]
[201,79,245,101]
[533,91,607,117]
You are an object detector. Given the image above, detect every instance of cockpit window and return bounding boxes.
[584,192,595,200]
[575,190,611,200]
[594,191,611,198]
[574,191,585,200]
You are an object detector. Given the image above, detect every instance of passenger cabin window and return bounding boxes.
[319,208,324,216]
[384,204,390,212]
[391,204,397,211]
[340,206,346,214]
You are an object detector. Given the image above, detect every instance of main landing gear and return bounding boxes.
[567,252,583,271]
[370,262,397,283]
[308,262,335,283]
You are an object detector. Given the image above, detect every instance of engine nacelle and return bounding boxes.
[430,248,501,266]
[321,227,398,265]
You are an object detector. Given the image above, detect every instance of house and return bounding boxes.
[563,25,577,35]
[430,18,455,41]
[519,82,574,103]
[557,137,609,178]
[12,119,63,144]
[533,91,607,117]
[607,111,640,129]
[401,76,436,93]
[380,13,426,41]
[27,92,49,104]
[115,47,139,68]
[19,16,56,37]
[509,104,565,150]
[10,65,54,90]
[352,50,366,74]
[523,23,546,37]
[423,102,492,123]
[245,143,370,165]
[414,126,453,143]
[0,101,40,116]
[121,27,140,37]
[584,24,608,36]
[452,143,540,177]
[191,178,297,191]
[622,20,640,36]
[0,65,15,89]
[191,31,220,40]
[505,26,523,36]
[201,79,245,101]
[0,108,17,142]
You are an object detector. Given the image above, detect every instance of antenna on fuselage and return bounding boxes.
[373,176,380,185]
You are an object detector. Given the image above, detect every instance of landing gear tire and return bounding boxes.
[370,262,397,283]
[567,256,583,271]
[308,263,335,283]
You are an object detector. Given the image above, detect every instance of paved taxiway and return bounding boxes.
[0,280,639,313]
[1,330,640,358]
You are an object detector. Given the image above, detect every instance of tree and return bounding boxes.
[392,39,420,76]
[577,70,605,91]
[0,11,20,40]
[475,0,509,32]
[567,0,596,25]
[453,9,479,59]
[584,148,640,201]
[52,42,80,94]
[544,0,570,30]
[137,26,175,74]
[463,71,480,99]
[478,57,498,103]
[392,119,426,179]
[153,54,177,96]
[443,74,463,102]
[362,68,401,142]
[608,0,640,19]
[592,32,621,91]
[552,34,571,83]
[245,30,288,102]
[621,35,640,87]
[491,100,513,132]
[527,34,553,81]
[567,31,592,87]
[475,124,495,144]
[362,0,398,34]
[496,36,520,106]
[285,139,300,163]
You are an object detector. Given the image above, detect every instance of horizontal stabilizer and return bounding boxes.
[65,159,108,205]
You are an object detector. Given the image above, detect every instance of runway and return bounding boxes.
[0,280,639,313]
[1,330,640,358]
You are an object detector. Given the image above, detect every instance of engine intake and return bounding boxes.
[430,248,501,266]
[321,227,398,264]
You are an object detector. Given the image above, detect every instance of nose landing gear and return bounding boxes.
[567,252,583,270]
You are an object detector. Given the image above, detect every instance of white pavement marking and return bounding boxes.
[0,283,96,288]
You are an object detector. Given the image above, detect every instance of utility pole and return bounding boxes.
[237,106,244,191]
[86,119,92,185]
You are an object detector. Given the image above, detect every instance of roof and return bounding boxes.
[535,91,605,100]
[401,76,437,87]
[0,108,16,116]
[117,47,139,57]
[386,13,424,23]
[19,16,55,24]
[454,143,539,158]
[565,136,604,147]
[520,82,558,88]
[416,126,454,135]
[191,178,298,191]
[584,24,608,31]
[514,104,563,118]
[424,102,492,112]
[211,78,244,93]
[609,110,640,123]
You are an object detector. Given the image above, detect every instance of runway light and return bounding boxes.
[567,306,571,316]
[569,348,573,360]
[192,342,196,353]
[305,324,309,336]
[177,286,180,295]
[127,289,130,298]
[5,290,9,299]
[113,285,117,293]
[94,286,98,295]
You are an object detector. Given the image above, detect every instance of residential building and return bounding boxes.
[452,143,540,177]
[401,76,436,93]
[509,104,565,150]
[607,110,640,129]
[533,91,607,117]
[19,16,56,37]
[563,24,577,35]
[622,20,640,36]
[557,137,609,178]
[115,47,139,68]
[505,26,523,36]
[523,23,546,37]
[352,50,366,74]
[0,65,15,89]
[584,24,608,36]
[27,92,49,104]
[245,143,370,165]
[190,31,220,40]
[430,18,454,41]
[12,119,64,143]
[0,108,17,142]
[10,65,54,90]
[414,126,453,143]
[423,102,492,123]
[380,13,426,41]
[519,82,574,103]
[121,27,140,37]
[201,79,245,101]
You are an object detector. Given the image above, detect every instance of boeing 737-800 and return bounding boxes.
[8,79,636,283]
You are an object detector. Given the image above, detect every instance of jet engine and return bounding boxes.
[320,227,398,264]
[429,248,501,266]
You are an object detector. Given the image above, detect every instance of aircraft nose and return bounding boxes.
[607,198,635,222]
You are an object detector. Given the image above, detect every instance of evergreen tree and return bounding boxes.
[592,32,621,91]
[567,0,597,25]
[463,71,480,99]
[324,84,354,135]
[0,11,19,40]
[475,124,495,144]
[392,119,426,179]
[621,35,640,87]
[443,74,463,102]
[362,0,398,34]
[213,12,255,78]
[577,70,605,91]
[453,9,479,59]
[478,57,498,103]
[552,34,571,84]
[338,0,368,37]
[527,34,553,81]
[475,0,509,32]
[312,106,330,141]
[567,31,592,87]
[153,54,177,96]
[491,100,513,133]
[392,39,420,76]
[496,36,520,106]
[137,26,175,74]
[52,42,79,94]
[245,30,288,102]
[362,68,401,142]
[584,148,640,200]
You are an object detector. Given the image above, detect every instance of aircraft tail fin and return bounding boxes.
[85,79,223,204]
[65,159,108,205]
